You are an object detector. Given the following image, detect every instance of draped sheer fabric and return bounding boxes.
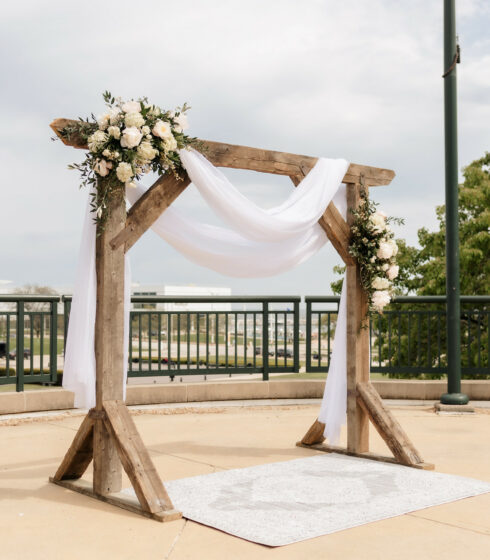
[63,148,349,443]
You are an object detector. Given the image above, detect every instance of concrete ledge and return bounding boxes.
[1,379,489,415]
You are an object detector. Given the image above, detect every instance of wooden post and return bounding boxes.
[93,187,126,495]
[346,182,370,454]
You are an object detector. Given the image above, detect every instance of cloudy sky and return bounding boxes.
[1,0,489,295]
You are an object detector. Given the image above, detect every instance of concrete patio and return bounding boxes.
[1,400,489,559]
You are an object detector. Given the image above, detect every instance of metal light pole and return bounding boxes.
[440,0,468,405]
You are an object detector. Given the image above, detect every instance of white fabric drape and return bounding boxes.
[63,148,349,443]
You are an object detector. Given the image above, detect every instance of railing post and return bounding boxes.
[16,300,24,392]
[293,300,300,372]
[49,299,58,384]
[305,300,311,372]
[262,301,269,381]
[63,296,70,355]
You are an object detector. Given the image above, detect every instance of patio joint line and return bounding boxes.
[407,512,490,536]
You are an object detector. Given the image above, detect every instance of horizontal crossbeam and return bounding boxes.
[50,118,395,187]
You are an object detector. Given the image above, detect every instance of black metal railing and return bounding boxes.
[62,296,301,381]
[305,295,489,376]
[1,294,488,391]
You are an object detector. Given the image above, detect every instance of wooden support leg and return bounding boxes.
[300,419,326,446]
[103,400,177,515]
[52,413,94,481]
[357,382,432,468]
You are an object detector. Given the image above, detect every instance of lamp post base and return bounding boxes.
[440,392,469,405]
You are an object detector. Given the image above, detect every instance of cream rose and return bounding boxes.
[372,290,391,311]
[125,112,145,128]
[372,277,390,290]
[116,162,133,183]
[107,125,121,140]
[93,158,113,177]
[386,264,399,280]
[163,135,177,152]
[120,127,143,149]
[108,107,122,125]
[152,120,172,139]
[122,100,141,113]
[370,212,387,233]
[137,141,158,162]
[87,130,108,152]
[388,239,398,256]
[141,125,150,135]
[173,113,189,132]
[96,113,110,130]
[377,240,395,260]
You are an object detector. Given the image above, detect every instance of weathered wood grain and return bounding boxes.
[50,119,395,186]
[110,174,190,252]
[93,188,126,495]
[295,442,434,470]
[300,419,326,446]
[346,183,370,454]
[357,382,425,466]
[104,400,176,514]
[52,413,94,481]
[49,478,182,522]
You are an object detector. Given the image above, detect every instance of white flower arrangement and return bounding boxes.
[61,91,196,230]
[348,190,403,318]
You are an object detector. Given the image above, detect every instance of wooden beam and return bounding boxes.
[93,188,126,495]
[357,382,425,466]
[49,478,182,523]
[52,414,94,481]
[289,175,354,266]
[346,183,370,454]
[50,119,395,187]
[300,419,326,446]
[110,174,191,252]
[104,400,177,514]
[295,442,434,470]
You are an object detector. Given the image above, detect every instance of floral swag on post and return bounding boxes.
[348,188,402,318]
[57,91,197,230]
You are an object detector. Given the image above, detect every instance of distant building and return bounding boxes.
[131,284,232,312]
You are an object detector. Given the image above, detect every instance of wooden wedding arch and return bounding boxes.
[49,118,433,523]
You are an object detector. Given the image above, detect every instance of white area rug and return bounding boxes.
[129,454,490,546]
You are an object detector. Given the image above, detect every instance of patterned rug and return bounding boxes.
[128,454,490,546]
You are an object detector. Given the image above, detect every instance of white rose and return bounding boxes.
[387,264,399,280]
[116,162,133,183]
[377,241,394,260]
[108,107,122,125]
[125,112,145,128]
[388,239,399,256]
[87,130,108,152]
[382,263,390,271]
[152,120,172,139]
[120,127,143,148]
[122,100,141,113]
[96,113,110,130]
[163,135,177,151]
[93,158,113,177]
[141,125,150,135]
[137,141,158,162]
[107,125,121,140]
[372,277,391,290]
[173,113,189,132]
[370,212,387,233]
[372,290,391,311]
